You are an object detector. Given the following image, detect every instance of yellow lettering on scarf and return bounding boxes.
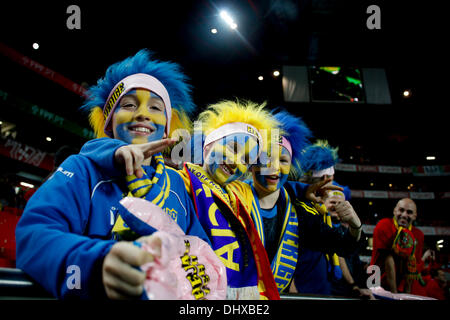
[211,228,236,237]
[208,203,220,226]
[214,241,240,271]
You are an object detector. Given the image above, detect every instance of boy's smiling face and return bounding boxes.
[203,133,259,185]
[252,145,291,194]
[112,89,167,144]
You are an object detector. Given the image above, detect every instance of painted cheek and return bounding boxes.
[277,173,289,188]
[205,150,227,184]
[113,111,134,143]
[224,164,248,184]
[253,169,272,191]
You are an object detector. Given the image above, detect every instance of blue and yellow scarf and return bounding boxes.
[112,153,171,239]
[183,163,279,300]
[249,185,299,293]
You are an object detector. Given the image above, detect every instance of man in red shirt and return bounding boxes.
[370,198,427,295]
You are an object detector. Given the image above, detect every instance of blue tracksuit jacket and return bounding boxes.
[15,138,209,299]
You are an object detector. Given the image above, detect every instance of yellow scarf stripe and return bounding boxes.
[299,202,318,215]
[276,189,292,248]
[251,196,264,245]
[155,171,171,208]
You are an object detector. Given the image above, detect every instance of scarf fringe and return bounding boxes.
[226,286,260,300]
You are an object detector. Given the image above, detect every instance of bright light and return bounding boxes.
[437,239,444,244]
[211,28,218,34]
[220,11,233,23]
[273,70,280,77]
[220,10,237,29]
[403,90,410,97]
[388,183,393,188]
[32,42,39,50]
[46,137,52,142]
[426,156,436,160]
[438,244,444,248]
[258,76,263,81]
[20,182,35,189]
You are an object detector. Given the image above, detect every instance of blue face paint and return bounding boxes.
[112,89,167,144]
[204,133,259,185]
[252,145,291,194]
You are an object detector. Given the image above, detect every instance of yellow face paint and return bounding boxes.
[252,145,291,194]
[112,89,167,144]
[204,133,259,186]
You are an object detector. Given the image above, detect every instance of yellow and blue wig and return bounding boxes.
[196,99,281,154]
[80,49,195,138]
[273,110,312,177]
[301,140,339,175]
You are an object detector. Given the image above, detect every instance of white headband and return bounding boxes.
[203,122,263,156]
[103,73,172,137]
[311,166,335,177]
[279,136,292,157]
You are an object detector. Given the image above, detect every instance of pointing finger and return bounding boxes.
[139,139,177,158]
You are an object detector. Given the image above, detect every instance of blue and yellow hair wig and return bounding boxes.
[80,49,195,138]
[273,110,312,176]
[301,140,339,175]
[196,99,281,155]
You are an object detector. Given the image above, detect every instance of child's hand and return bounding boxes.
[114,138,176,177]
[305,178,343,203]
[102,241,155,299]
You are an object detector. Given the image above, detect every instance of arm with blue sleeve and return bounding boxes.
[79,137,127,176]
[80,138,211,244]
[297,207,365,257]
[15,156,116,299]
[285,182,363,257]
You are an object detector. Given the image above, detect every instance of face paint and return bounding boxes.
[252,145,291,194]
[112,89,167,144]
[204,133,259,186]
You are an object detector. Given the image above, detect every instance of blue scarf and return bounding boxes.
[249,185,299,293]
[184,163,280,300]
[112,153,171,239]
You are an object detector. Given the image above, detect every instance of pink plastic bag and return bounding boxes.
[119,197,227,300]
[370,286,436,300]
[119,197,184,235]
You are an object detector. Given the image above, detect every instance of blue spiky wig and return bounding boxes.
[301,140,339,176]
[273,110,312,176]
[80,49,195,138]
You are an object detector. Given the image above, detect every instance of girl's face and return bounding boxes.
[203,133,259,186]
[112,89,167,144]
[252,145,291,194]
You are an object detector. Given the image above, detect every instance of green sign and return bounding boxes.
[0,89,95,140]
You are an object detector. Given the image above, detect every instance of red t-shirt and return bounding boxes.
[370,218,425,295]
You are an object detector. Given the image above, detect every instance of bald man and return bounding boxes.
[370,198,426,295]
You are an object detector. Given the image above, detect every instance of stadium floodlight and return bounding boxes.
[220,10,237,29]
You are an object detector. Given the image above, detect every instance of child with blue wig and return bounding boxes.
[243,110,364,295]
[290,139,363,295]
[15,50,212,299]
